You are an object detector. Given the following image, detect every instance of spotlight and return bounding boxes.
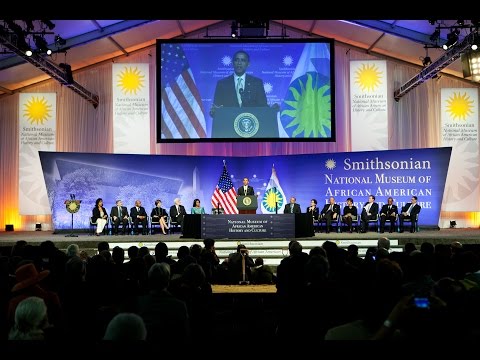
[33,35,51,55]
[443,29,459,50]
[35,223,42,231]
[430,29,440,42]
[422,56,432,66]
[457,20,465,26]
[5,224,14,231]
[55,35,66,46]
[231,21,238,38]
[25,49,32,56]
[59,63,74,84]
[450,220,457,228]
[428,19,437,25]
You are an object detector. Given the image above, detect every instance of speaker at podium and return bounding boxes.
[212,107,279,139]
[237,195,258,214]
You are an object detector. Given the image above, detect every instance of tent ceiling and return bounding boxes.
[0,19,474,96]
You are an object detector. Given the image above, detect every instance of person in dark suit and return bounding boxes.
[380,197,398,233]
[130,200,148,235]
[307,199,320,221]
[169,198,187,229]
[360,195,379,233]
[110,199,129,235]
[399,196,421,233]
[210,50,268,115]
[284,196,301,214]
[342,197,358,233]
[237,177,255,196]
[151,199,169,235]
[92,198,108,236]
[320,197,341,233]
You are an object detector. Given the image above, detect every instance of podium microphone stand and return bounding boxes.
[64,198,81,237]
[239,250,250,285]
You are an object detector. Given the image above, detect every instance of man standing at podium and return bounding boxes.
[238,177,255,196]
[210,50,268,116]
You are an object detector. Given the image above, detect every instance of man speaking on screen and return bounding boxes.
[210,50,268,116]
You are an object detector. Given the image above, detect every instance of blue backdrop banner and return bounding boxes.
[39,147,451,230]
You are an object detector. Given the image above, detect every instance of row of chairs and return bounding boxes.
[313,213,420,233]
[89,216,181,235]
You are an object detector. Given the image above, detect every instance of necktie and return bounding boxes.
[176,205,179,214]
[118,206,121,217]
[389,205,391,210]
[407,204,414,215]
[244,186,247,195]
[329,204,333,212]
[291,204,294,213]
[236,77,243,106]
[366,203,371,213]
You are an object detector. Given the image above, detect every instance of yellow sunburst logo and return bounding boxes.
[23,96,52,125]
[325,159,336,170]
[116,66,145,95]
[446,92,474,120]
[355,63,382,92]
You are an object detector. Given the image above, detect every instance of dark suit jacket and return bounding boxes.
[380,204,398,216]
[361,202,379,216]
[307,206,320,220]
[151,207,168,219]
[237,185,254,196]
[92,206,108,221]
[320,203,341,217]
[213,74,268,108]
[284,203,301,214]
[401,203,421,217]
[110,206,128,219]
[343,205,357,217]
[169,205,187,223]
[130,206,147,219]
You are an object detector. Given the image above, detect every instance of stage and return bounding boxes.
[1,228,479,265]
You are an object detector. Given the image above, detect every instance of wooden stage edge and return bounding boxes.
[0,228,480,248]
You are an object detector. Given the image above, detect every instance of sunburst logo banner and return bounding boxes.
[261,166,287,214]
[18,93,56,215]
[112,63,150,154]
[441,88,479,213]
[349,60,388,151]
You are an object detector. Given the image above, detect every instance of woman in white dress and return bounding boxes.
[92,198,108,236]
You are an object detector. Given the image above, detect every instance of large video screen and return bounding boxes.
[157,39,335,142]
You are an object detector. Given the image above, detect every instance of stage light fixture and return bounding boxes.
[59,62,74,84]
[35,223,42,231]
[33,35,51,55]
[461,49,480,82]
[422,56,432,66]
[55,35,66,46]
[231,21,238,38]
[430,29,440,42]
[5,224,14,231]
[450,220,457,228]
[41,19,55,30]
[25,49,32,56]
[443,29,460,50]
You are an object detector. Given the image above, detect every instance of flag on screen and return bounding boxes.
[161,43,207,139]
[261,165,286,214]
[211,164,238,214]
[280,43,332,138]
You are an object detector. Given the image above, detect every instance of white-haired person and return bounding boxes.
[9,296,49,340]
[104,313,147,341]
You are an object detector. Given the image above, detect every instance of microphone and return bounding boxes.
[239,87,244,100]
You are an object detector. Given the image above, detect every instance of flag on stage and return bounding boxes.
[261,166,286,214]
[280,42,332,138]
[211,163,238,214]
[160,43,207,139]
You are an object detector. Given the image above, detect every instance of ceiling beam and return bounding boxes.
[0,20,155,71]
[346,20,447,47]
[91,20,128,56]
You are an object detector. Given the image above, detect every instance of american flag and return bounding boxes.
[161,44,207,139]
[211,164,238,214]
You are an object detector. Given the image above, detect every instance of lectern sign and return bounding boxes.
[65,200,81,214]
[242,197,252,206]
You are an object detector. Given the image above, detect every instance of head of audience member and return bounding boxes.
[347,244,359,258]
[66,244,80,258]
[237,244,247,253]
[407,251,431,280]
[177,246,190,260]
[112,246,125,265]
[65,256,85,284]
[135,200,142,208]
[9,296,48,340]
[404,242,417,255]
[190,244,202,260]
[420,242,435,256]
[255,257,264,267]
[138,246,150,259]
[174,198,182,206]
[435,243,452,258]
[95,198,103,207]
[193,199,201,208]
[329,196,335,205]
[154,242,169,262]
[155,199,162,208]
[182,263,206,289]
[12,263,50,293]
[289,241,303,256]
[143,255,156,273]
[103,313,147,341]
[322,240,338,260]
[304,254,330,285]
[457,251,480,276]
[310,199,317,208]
[309,246,327,258]
[375,247,390,261]
[127,246,139,260]
[100,250,112,262]
[233,50,250,76]
[148,262,170,291]
[377,237,391,251]
[365,247,377,262]
[203,238,215,251]
[387,197,394,205]
[451,241,463,255]
[11,240,28,257]
[368,195,375,203]
[97,241,110,253]
[346,197,354,207]
[39,241,56,260]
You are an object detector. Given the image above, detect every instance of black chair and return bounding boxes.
[400,213,419,232]
[341,214,359,233]
[128,216,149,235]
[319,212,341,233]
[168,217,182,234]
[150,216,169,235]
[380,213,399,233]
[360,214,379,233]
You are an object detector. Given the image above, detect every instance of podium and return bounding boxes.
[237,195,258,214]
[212,107,279,139]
